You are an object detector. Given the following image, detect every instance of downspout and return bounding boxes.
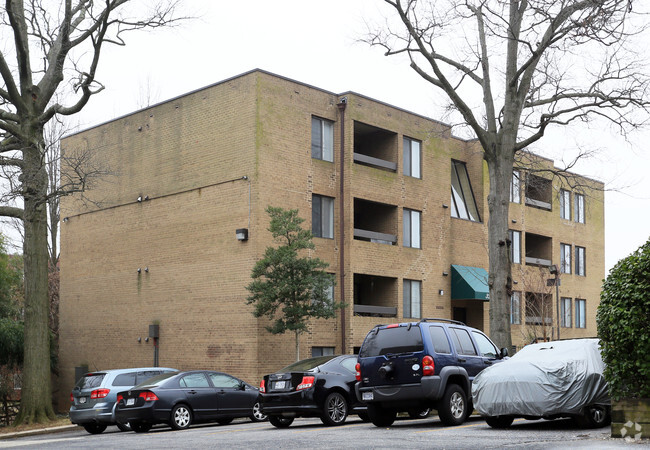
[337,97,347,354]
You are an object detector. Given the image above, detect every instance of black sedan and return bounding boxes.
[115,370,266,432]
[260,355,367,428]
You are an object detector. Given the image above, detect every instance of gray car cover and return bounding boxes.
[472,338,609,417]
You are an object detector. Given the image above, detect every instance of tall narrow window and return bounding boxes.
[560,243,572,274]
[575,246,586,276]
[403,137,421,178]
[311,117,334,162]
[403,209,421,249]
[451,160,480,222]
[561,297,572,328]
[312,195,334,239]
[574,193,585,223]
[575,299,586,328]
[403,280,422,319]
[509,230,521,264]
[510,171,521,203]
[510,292,521,325]
[560,189,571,219]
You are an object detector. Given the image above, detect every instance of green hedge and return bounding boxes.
[597,238,650,399]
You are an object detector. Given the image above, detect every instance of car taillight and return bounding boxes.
[386,324,399,328]
[259,380,265,393]
[296,376,315,391]
[116,394,123,403]
[139,391,159,402]
[422,355,434,376]
[355,363,361,382]
[70,393,74,403]
[90,388,110,399]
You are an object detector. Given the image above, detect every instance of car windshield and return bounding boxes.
[278,355,338,372]
[75,373,106,389]
[133,371,178,388]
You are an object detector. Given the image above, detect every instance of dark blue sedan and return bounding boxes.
[115,370,265,432]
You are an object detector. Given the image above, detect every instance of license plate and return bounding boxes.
[79,397,87,404]
[362,392,374,401]
[126,398,135,406]
[274,381,286,389]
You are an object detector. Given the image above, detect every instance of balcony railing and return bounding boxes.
[353,304,397,317]
[525,197,552,210]
[353,153,397,172]
[525,256,552,267]
[353,228,397,245]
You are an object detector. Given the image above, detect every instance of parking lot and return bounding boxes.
[0,415,638,449]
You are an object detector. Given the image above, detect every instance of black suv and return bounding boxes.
[355,319,507,427]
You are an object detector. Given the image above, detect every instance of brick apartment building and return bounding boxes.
[57,69,604,408]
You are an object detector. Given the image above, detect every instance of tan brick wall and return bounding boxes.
[57,70,604,410]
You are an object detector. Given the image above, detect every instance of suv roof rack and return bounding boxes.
[419,318,466,326]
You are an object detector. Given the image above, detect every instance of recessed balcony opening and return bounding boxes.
[525,232,552,267]
[353,198,397,245]
[353,274,397,317]
[525,174,552,210]
[353,121,397,172]
[525,292,553,326]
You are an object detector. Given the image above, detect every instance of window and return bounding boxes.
[560,243,572,274]
[450,160,480,222]
[472,331,499,358]
[575,193,585,223]
[575,299,586,328]
[312,195,334,238]
[429,326,451,354]
[112,372,137,386]
[311,117,333,162]
[560,189,571,219]
[449,328,477,356]
[180,373,210,388]
[510,292,521,325]
[311,346,335,357]
[575,246,586,276]
[208,373,241,389]
[403,209,421,248]
[510,171,521,203]
[403,279,422,319]
[358,326,423,357]
[403,137,421,178]
[561,297,572,328]
[509,230,521,264]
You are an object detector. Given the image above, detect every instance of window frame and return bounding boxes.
[560,243,572,274]
[403,208,421,249]
[510,170,521,203]
[312,194,334,239]
[575,298,586,328]
[450,160,481,222]
[574,193,585,224]
[311,346,335,357]
[575,246,586,276]
[403,136,422,179]
[403,279,422,319]
[560,189,571,220]
[509,230,521,264]
[510,291,521,325]
[311,116,334,162]
[560,297,572,328]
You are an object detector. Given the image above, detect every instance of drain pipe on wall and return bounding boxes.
[337,97,347,354]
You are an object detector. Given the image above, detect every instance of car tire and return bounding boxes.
[269,415,294,428]
[578,405,610,428]
[116,422,132,432]
[408,407,431,419]
[321,392,348,426]
[367,403,397,427]
[82,423,107,434]
[130,422,152,433]
[250,401,267,422]
[437,384,467,426]
[217,417,234,425]
[485,415,514,428]
[170,404,192,430]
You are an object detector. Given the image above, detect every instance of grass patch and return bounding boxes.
[0,415,72,435]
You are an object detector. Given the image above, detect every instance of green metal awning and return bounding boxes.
[451,265,490,301]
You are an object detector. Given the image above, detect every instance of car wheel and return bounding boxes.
[130,422,152,433]
[82,423,107,434]
[116,422,132,432]
[321,392,348,426]
[485,415,514,428]
[408,407,431,419]
[367,403,397,427]
[250,401,267,422]
[438,384,467,426]
[269,415,294,428]
[579,405,611,428]
[170,404,192,430]
[217,417,234,425]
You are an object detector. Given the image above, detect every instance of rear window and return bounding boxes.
[75,373,106,389]
[359,325,424,357]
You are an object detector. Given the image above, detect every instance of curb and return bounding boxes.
[0,424,78,440]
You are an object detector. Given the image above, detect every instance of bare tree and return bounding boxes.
[369,0,650,349]
[0,0,185,424]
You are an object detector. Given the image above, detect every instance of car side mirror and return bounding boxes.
[500,347,509,358]
[239,381,246,391]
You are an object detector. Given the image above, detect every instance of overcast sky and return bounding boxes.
[7,0,650,273]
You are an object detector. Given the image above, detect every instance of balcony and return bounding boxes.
[353,121,397,172]
[525,232,552,267]
[525,174,552,210]
[354,198,397,245]
[353,274,397,317]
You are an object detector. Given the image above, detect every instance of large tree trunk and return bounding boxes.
[485,141,514,351]
[15,134,55,424]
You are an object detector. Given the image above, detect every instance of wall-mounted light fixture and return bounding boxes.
[137,337,142,343]
[145,267,149,273]
[145,337,149,343]
[442,271,449,277]
[63,217,69,223]
[137,268,142,274]
[511,219,517,223]
[137,196,143,202]
[236,228,249,241]
[513,280,518,284]
[439,289,444,296]
[442,204,449,209]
